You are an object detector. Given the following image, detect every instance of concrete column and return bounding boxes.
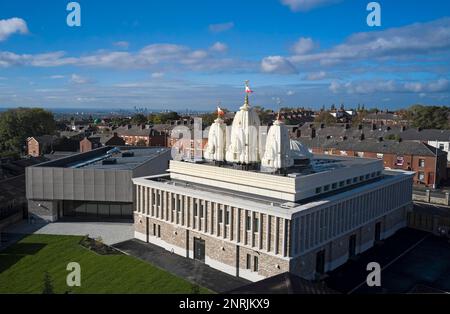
[266,214,271,253]
[426,190,431,203]
[445,192,450,206]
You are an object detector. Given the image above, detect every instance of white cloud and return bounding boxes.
[210,42,228,53]
[113,41,130,49]
[281,0,342,12]
[49,75,65,79]
[329,78,450,94]
[307,71,326,80]
[289,18,450,66]
[261,56,298,74]
[292,37,316,54]
[70,74,91,84]
[151,72,164,78]
[0,18,28,41]
[209,22,234,33]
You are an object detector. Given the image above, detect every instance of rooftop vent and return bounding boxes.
[281,202,297,209]
[102,158,117,165]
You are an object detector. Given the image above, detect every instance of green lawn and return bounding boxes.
[0,234,210,294]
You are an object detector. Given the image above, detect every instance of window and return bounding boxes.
[218,208,223,223]
[246,254,251,269]
[316,187,322,194]
[353,177,358,183]
[246,213,251,231]
[419,159,425,168]
[324,185,330,192]
[376,153,384,159]
[346,179,352,185]
[225,209,230,225]
[339,181,345,187]
[200,203,204,218]
[157,225,161,238]
[418,172,425,182]
[332,183,337,189]
[194,203,198,217]
[254,217,259,232]
[359,176,364,181]
[253,256,259,272]
[153,223,156,236]
[439,144,445,150]
[365,174,370,180]
[396,156,404,166]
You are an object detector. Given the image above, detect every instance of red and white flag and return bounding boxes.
[245,85,253,94]
[217,107,225,116]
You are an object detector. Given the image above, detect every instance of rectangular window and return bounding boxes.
[246,254,251,269]
[246,213,251,231]
[324,185,330,192]
[218,209,223,223]
[253,256,259,272]
[418,172,425,182]
[157,225,161,238]
[439,144,444,150]
[339,181,345,187]
[225,209,230,225]
[153,223,156,236]
[316,187,322,194]
[194,203,198,217]
[359,175,364,181]
[346,179,352,185]
[419,159,425,168]
[376,153,384,159]
[254,217,259,232]
[353,177,358,183]
[332,183,337,189]
[365,174,370,180]
[396,156,404,166]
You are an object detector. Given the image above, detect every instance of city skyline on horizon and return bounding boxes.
[0,0,449,111]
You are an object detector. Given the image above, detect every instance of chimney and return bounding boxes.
[320,123,325,129]
[345,123,350,129]
[358,124,363,130]
[296,129,301,138]
[310,128,316,139]
[359,133,365,141]
[372,123,377,131]
[401,126,406,132]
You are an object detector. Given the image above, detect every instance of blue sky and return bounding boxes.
[0,0,449,111]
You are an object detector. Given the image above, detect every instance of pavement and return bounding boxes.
[325,228,450,294]
[1,220,134,248]
[113,238,250,293]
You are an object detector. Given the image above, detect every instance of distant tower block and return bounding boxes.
[225,81,261,164]
[261,113,294,171]
[204,107,227,162]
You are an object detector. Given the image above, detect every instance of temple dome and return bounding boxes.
[204,116,226,162]
[225,94,261,164]
[290,139,313,160]
[261,118,294,171]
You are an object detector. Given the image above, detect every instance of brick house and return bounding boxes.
[299,137,447,187]
[79,132,125,153]
[116,125,167,147]
[27,135,58,157]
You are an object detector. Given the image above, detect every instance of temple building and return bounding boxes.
[132,83,414,281]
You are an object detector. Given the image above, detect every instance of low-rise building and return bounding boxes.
[26,146,171,222]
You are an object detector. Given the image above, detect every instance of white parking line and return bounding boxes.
[347,234,431,294]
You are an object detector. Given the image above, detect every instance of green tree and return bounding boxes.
[314,111,337,126]
[131,113,147,125]
[42,271,54,294]
[0,108,56,154]
[408,105,450,129]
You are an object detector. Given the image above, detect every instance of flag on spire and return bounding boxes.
[217,107,225,117]
[245,80,253,94]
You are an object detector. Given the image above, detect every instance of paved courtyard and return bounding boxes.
[113,239,250,293]
[2,220,133,246]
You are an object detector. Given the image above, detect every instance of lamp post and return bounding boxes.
[433,139,438,190]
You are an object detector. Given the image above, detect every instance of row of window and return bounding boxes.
[315,171,381,195]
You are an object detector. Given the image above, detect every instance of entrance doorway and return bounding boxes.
[375,222,382,243]
[349,234,357,258]
[316,250,325,275]
[193,237,205,262]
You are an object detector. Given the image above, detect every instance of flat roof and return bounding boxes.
[33,146,170,171]
[180,154,379,178]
